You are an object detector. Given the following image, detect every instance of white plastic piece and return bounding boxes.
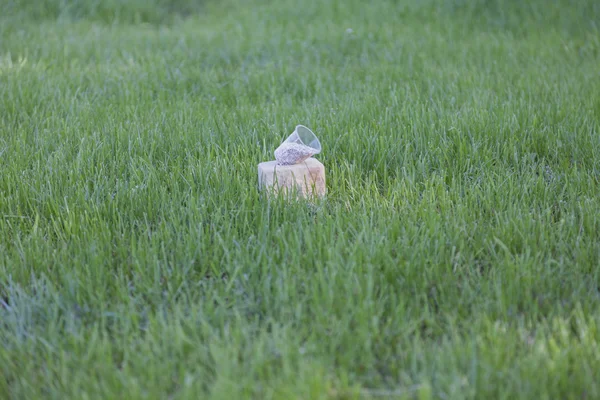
[274,125,321,165]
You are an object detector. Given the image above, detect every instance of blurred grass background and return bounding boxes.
[1,0,599,399]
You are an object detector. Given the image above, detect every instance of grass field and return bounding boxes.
[1,0,600,398]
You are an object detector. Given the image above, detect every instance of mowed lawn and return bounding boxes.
[1,0,599,398]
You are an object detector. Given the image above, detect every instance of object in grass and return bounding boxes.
[258,125,325,199]
[258,157,326,199]
[274,142,316,166]
[274,125,321,165]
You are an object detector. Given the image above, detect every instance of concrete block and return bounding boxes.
[258,158,326,199]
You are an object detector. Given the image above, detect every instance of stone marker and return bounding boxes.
[258,157,326,199]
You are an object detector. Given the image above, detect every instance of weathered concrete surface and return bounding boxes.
[258,158,326,199]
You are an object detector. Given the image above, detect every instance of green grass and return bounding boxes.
[1,0,599,398]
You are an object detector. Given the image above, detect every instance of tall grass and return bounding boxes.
[1,0,599,398]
